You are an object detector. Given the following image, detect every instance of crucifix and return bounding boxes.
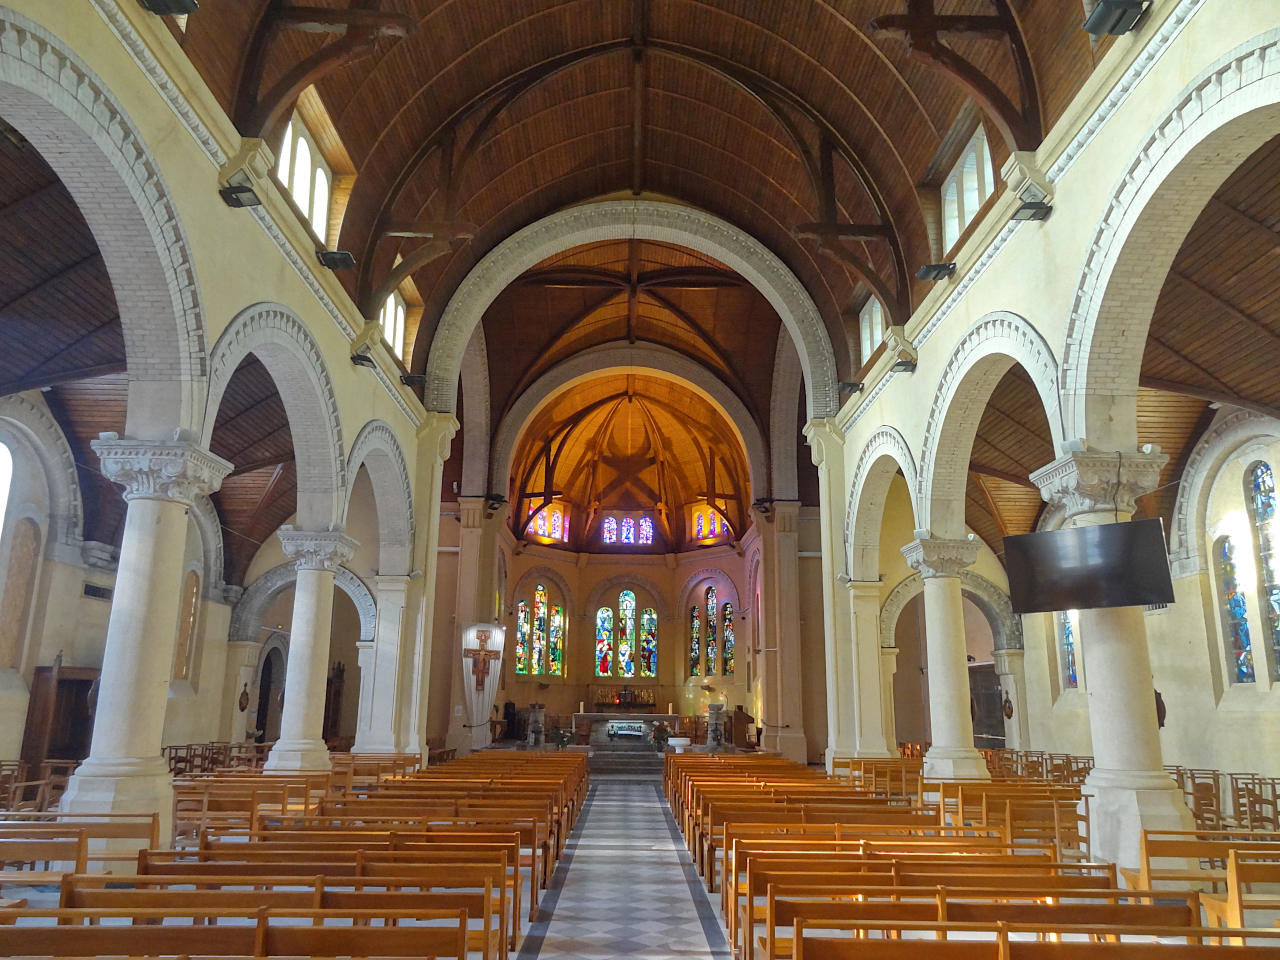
[463,630,501,692]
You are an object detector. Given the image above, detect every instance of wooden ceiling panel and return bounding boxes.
[43,373,129,547]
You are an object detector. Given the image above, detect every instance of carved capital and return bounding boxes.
[417,411,459,462]
[901,536,979,579]
[91,432,233,506]
[803,418,843,469]
[277,526,358,572]
[1030,447,1167,520]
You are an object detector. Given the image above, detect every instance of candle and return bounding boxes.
[667,702,673,715]
[579,701,585,714]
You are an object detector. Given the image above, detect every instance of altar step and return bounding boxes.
[588,745,665,779]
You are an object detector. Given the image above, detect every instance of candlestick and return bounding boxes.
[579,701,584,714]
[667,702,673,715]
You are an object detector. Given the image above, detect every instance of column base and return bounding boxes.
[352,736,398,754]
[1084,767,1194,872]
[923,745,990,780]
[824,743,856,773]
[60,755,173,843]
[764,730,807,763]
[263,739,332,772]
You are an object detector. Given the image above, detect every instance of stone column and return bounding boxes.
[753,502,808,762]
[61,434,231,832]
[405,414,459,762]
[353,575,409,753]
[848,581,895,757]
[993,648,1030,751]
[448,497,487,753]
[901,536,989,779]
[264,528,358,772]
[879,645,899,752]
[804,419,856,768]
[1031,447,1193,869]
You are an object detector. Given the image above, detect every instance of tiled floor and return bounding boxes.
[517,780,731,960]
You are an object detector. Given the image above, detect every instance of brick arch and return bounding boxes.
[203,303,346,531]
[346,420,414,576]
[459,326,491,496]
[423,200,839,421]
[188,495,226,602]
[230,561,376,648]
[0,10,206,437]
[846,426,919,582]
[918,312,1063,539]
[1062,29,1280,450]
[879,568,1021,652]
[769,328,803,502]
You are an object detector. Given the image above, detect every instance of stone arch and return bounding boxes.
[493,342,769,499]
[846,426,920,581]
[346,420,414,576]
[0,393,83,552]
[203,303,346,530]
[879,569,1022,652]
[586,573,670,622]
[678,566,742,613]
[769,329,803,502]
[424,201,839,420]
[188,495,226,602]
[459,326,491,496]
[1168,409,1280,578]
[0,10,206,437]
[510,566,577,619]
[1062,29,1280,450]
[918,312,1064,538]
[230,562,376,647]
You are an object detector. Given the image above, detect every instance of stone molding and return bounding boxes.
[424,201,839,420]
[0,392,84,549]
[846,425,918,578]
[1061,29,1280,440]
[231,561,375,648]
[204,303,346,528]
[917,312,1064,533]
[460,326,491,496]
[901,537,979,580]
[509,566,577,618]
[188,493,226,601]
[277,527,358,572]
[585,572,670,622]
[879,567,1022,651]
[678,567,742,615]
[347,419,415,576]
[91,433,232,506]
[1030,448,1167,520]
[769,329,802,501]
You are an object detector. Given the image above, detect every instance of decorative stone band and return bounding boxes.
[901,536,980,580]
[277,526,359,572]
[91,432,233,506]
[1029,448,1167,521]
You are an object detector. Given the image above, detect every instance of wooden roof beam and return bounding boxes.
[968,462,1038,490]
[1138,375,1280,422]
[0,361,127,396]
[273,6,413,36]
[1168,271,1280,348]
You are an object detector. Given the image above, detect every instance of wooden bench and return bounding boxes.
[1202,850,1280,931]
[1119,829,1280,891]
[0,835,86,885]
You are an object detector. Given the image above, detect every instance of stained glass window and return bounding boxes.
[1059,610,1078,689]
[561,514,569,540]
[595,607,614,676]
[705,586,718,675]
[532,583,548,675]
[621,517,636,544]
[639,516,654,545]
[1217,536,1255,684]
[618,590,636,678]
[1248,462,1280,680]
[640,608,658,678]
[550,511,562,540]
[722,602,735,676]
[548,604,565,676]
[535,510,548,537]
[689,606,702,677]
[695,513,704,538]
[602,517,617,544]
[515,600,530,674]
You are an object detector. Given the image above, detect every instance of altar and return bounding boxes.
[571,712,679,746]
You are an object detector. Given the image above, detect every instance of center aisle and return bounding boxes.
[517,779,732,960]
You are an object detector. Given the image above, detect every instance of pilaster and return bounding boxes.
[848,581,894,757]
[753,501,807,763]
[993,648,1030,751]
[354,574,410,752]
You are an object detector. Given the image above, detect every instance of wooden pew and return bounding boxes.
[1202,850,1280,930]
[0,835,87,885]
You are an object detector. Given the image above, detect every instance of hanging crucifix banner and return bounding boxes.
[460,624,506,751]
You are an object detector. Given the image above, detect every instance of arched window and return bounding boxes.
[550,510,562,540]
[640,607,658,678]
[595,607,614,677]
[535,510,548,537]
[688,606,702,677]
[617,590,636,678]
[594,588,654,679]
[1059,609,1079,690]
[695,513,704,538]
[311,167,329,240]
[639,516,654,545]
[704,586,718,675]
[1217,535,1256,683]
[515,582,565,677]
[602,517,617,544]
[1247,462,1280,680]
[722,602,735,676]
[291,136,312,215]
[276,122,293,183]
[276,114,335,243]
[172,570,200,682]
[0,516,38,672]
[621,517,636,544]
[942,181,960,251]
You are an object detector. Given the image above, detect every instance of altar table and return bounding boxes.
[571,712,679,745]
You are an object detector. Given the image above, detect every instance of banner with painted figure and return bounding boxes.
[461,623,506,750]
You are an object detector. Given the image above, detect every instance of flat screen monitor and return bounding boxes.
[1002,517,1174,614]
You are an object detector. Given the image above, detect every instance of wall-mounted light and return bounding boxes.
[218,182,260,208]
[317,250,357,270]
[915,262,957,282]
[1011,201,1053,222]
[400,373,427,387]
[838,381,865,396]
[350,347,376,369]
[138,0,198,14]
[1083,0,1149,36]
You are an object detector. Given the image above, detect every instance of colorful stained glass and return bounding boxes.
[709,514,718,535]
[561,514,569,541]
[1059,610,1078,689]
[1248,462,1280,680]
[548,605,565,676]
[622,517,635,544]
[532,583,548,675]
[722,602,735,676]
[689,606,702,677]
[639,516,654,544]
[535,510,548,537]
[1218,536,1256,683]
[550,511,562,540]
[515,600,530,675]
[595,607,614,676]
[618,590,636,677]
[695,513,704,538]
[705,586,718,675]
[640,608,658,678]
[602,517,617,544]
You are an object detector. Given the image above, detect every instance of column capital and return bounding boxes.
[901,535,979,579]
[458,495,486,529]
[373,573,411,593]
[1030,447,1167,520]
[91,431,232,506]
[417,411,459,462]
[803,418,844,468]
[277,526,358,571]
[847,579,882,601]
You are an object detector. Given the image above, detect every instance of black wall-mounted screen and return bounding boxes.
[1003,518,1175,614]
